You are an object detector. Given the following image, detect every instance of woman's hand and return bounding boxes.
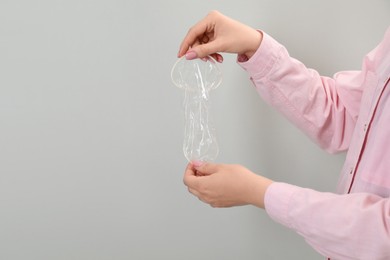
[183,162,273,208]
[177,11,263,63]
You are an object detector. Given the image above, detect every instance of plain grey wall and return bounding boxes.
[0,1,389,259]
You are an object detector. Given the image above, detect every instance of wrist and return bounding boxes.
[250,174,273,209]
[243,30,263,60]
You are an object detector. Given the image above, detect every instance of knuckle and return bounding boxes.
[187,25,196,34]
[208,10,220,17]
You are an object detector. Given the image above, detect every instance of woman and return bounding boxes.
[179,11,390,259]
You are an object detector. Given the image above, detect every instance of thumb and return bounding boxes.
[193,162,219,176]
[189,40,222,59]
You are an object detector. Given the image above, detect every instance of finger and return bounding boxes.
[183,163,200,188]
[190,40,222,59]
[178,18,211,58]
[181,33,223,62]
[188,188,209,205]
[210,53,223,63]
[178,10,224,59]
[194,162,219,176]
[187,187,200,197]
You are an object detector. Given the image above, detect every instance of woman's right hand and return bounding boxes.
[183,162,273,208]
[177,11,263,63]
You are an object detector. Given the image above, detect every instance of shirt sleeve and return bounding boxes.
[238,32,369,153]
[264,182,390,259]
[239,32,390,259]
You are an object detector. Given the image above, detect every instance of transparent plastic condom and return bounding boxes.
[171,56,222,162]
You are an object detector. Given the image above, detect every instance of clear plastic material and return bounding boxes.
[171,56,222,162]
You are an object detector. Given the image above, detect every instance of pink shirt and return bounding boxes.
[239,28,390,259]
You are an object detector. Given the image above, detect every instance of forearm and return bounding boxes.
[248,173,273,209]
[265,182,390,259]
[238,32,362,153]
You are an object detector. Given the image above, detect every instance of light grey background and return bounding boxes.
[0,1,389,259]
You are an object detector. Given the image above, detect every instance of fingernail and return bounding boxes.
[191,160,204,167]
[185,50,197,60]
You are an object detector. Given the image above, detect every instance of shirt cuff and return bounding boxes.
[264,182,301,229]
